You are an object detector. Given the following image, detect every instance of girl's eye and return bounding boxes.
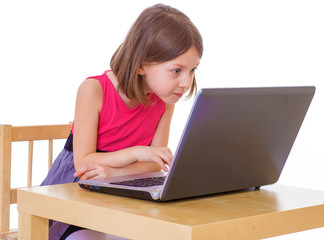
[172,69,181,74]
[191,67,197,73]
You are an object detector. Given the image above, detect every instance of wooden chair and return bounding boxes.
[0,124,72,240]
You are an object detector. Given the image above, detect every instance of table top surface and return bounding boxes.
[18,183,324,227]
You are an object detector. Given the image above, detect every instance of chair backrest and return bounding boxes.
[0,123,72,238]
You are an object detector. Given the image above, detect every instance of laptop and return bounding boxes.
[79,86,315,201]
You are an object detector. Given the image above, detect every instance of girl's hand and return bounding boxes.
[74,164,116,180]
[133,146,173,172]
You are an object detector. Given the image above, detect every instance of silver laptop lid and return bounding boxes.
[160,86,315,201]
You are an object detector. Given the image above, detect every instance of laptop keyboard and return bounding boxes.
[110,176,166,187]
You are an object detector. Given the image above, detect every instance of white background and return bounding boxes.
[1,0,323,238]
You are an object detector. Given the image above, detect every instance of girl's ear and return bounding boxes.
[138,64,147,75]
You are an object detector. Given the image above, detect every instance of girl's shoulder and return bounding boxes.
[76,78,103,112]
[84,70,111,87]
[81,70,115,95]
[78,77,102,95]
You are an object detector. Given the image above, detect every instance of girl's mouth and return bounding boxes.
[173,93,183,98]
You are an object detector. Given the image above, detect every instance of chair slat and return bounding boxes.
[12,125,71,142]
[0,125,12,233]
[48,139,53,171]
[27,141,33,187]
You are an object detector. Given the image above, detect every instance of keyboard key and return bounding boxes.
[111,176,166,187]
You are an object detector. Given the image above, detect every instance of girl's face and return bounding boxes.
[139,47,201,104]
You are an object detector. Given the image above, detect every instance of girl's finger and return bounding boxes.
[152,156,169,172]
[74,165,89,177]
[160,149,173,166]
[80,170,98,180]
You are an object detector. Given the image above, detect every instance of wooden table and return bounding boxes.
[17,183,324,240]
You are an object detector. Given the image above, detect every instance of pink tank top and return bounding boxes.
[73,71,165,152]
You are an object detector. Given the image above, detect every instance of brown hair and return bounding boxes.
[110,4,203,104]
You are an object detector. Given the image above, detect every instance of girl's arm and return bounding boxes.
[73,79,174,179]
[109,103,175,177]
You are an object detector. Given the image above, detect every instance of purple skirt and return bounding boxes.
[40,149,80,240]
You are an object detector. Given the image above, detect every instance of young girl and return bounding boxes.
[41,3,203,240]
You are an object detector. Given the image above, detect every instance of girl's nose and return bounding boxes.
[179,74,193,89]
